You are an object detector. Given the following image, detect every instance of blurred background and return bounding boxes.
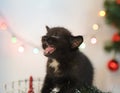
[0,0,120,93]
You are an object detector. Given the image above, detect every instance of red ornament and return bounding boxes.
[107,59,119,71]
[116,0,120,4]
[112,32,120,42]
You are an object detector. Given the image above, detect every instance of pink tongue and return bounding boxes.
[44,46,55,54]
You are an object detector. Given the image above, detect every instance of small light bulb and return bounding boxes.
[18,46,24,53]
[33,48,39,54]
[99,10,106,17]
[92,24,99,31]
[12,36,17,43]
[0,22,7,30]
[91,37,97,44]
[80,42,86,49]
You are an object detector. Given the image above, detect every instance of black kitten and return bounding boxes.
[41,26,94,93]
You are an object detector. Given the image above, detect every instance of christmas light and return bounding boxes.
[99,10,106,17]
[92,24,99,31]
[0,22,7,30]
[91,37,97,44]
[80,42,86,49]
[33,48,39,54]
[0,14,100,55]
[18,46,24,53]
[11,36,17,43]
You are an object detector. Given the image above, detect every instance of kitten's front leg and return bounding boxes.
[58,86,75,93]
[41,75,54,93]
[58,79,77,93]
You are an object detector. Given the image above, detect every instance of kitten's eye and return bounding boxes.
[47,38,53,43]
[42,36,48,42]
[47,36,60,44]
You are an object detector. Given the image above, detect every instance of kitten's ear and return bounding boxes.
[46,26,50,32]
[70,36,83,49]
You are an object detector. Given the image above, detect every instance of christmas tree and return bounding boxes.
[104,0,120,72]
[78,0,120,92]
[104,0,120,53]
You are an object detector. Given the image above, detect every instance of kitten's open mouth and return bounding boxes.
[44,45,56,56]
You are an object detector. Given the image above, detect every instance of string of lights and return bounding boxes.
[0,10,105,53]
[0,12,42,54]
[80,10,106,49]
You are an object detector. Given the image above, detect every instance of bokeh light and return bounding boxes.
[91,37,97,44]
[80,42,86,49]
[0,22,7,30]
[92,24,99,31]
[33,48,39,54]
[11,36,17,43]
[18,46,24,53]
[99,10,106,17]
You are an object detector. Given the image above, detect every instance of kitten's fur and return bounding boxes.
[41,26,94,93]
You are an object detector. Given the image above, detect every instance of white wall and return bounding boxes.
[0,0,120,93]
